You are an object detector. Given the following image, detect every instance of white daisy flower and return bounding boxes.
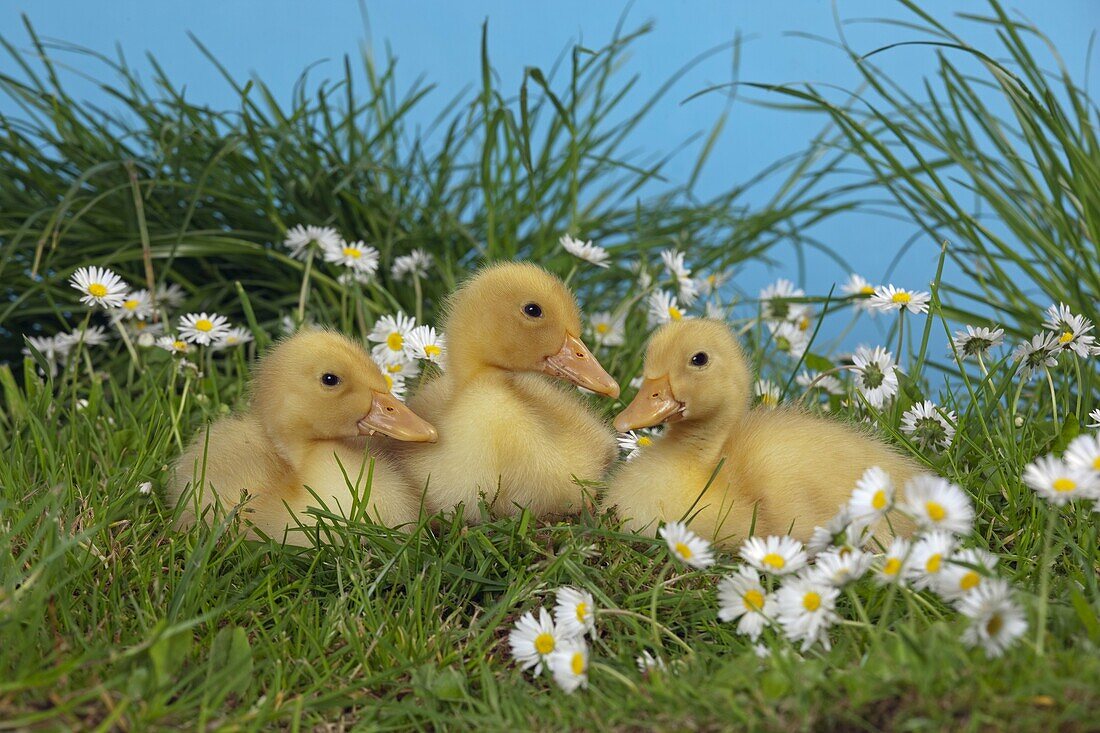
[767,321,809,359]
[758,279,804,322]
[383,357,420,380]
[934,547,998,602]
[155,282,187,309]
[391,249,433,281]
[1012,333,1060,380]
[617,429,658,460]
[648,290,684,326]
[589,311,626,348]
[560,234,609,268]
[717,566,774,640]
[138,481,153,496]
[874,537,913,585]
[636,650,667,673]
[905,531,956,590]
[157,336,191,355]
[806,505,864,557]
[952,325,1005,359]
[704,301,728,321]
[901,474,974,535]
[553,587,595,638]
[632,261,653,290]
[1043,303,1097,358]
[283,224,341,261]
[322,239,380,275]
[128,319,164,346]
[383,373,407,400]
[869,285,931,315]
[659,521,715,569]
[900,401,956,450]
[367,313,416,366]
[958,578,1027,658]
[508,608,561,675]
[406,325,446,365]
[213,326,253,350]
[696,269,732,296]
[178,312,231,346]
[21,334,67,363]
[1022,454,1099,505]
[659,249,697,304]
[740,535,807,576]
[796,370,844,396]
[69,266,128,309]
[851,346,899,409]
[753,379,781,409]
[848,466,896,528]
[60,325,110,349]
[775,573,839,651]
[114,289,154,320]
[547,638,588,693]
[1089,409,1100,429]
[1065,433,1100,474]
[811,547,873,587]
[841,273,876,304]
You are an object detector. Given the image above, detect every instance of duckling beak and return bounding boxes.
[614,375,684,432]
[358,391,439,442]
[542,334,621,398]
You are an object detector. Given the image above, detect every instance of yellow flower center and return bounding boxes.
[342,247,362,259]
[1059,331,1073,344]
[960,571,981,590]
[1093,457,1100,471]
[534,633,555,655]
[859,285,874,295]
[384,374,395,390]
[743,589,765,612]
[387,363,403,373]
[570,651,585,676]
[88,283,108,298]
[123,299,139,311]
[762,394,777,407]
[424,344,442,358]
[386,332,404,351]
[802,592,821,612]
[872,490,887,510]
[225,336,238,344]
[986,614,1004,636]
[674,542,693,560]
[883,558,901,576]
[134,321,147,331]
[195,319,213,332]
[925,501,946,522]
[669,306,682,321]
[1052,477,1076,493]
[637,436,652,448]
[762,553,786,570]
[891,292,911,304]
[925,553,942,574]
[575,602,588,622]
[173,340,187,352]
[798,316,810,331]
[596,323,610,334]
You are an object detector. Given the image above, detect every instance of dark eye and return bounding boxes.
[523,302,543,318]
[321,373,341,387]
[690,352,709,367]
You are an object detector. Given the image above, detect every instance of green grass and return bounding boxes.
[3,2,1100,730]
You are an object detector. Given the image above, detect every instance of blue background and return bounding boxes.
[1,1,1096,347]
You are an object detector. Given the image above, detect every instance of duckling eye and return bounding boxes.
[690,352,709,367]
[321,373,341,387]
[522,302,543,318]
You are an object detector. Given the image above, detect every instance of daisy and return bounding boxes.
[934,547,998,602]
[696,269,732,296]
[178,312,231,346]
[796,370,844,396]
[659,521,715,569]
[589,311,626,348]
[1043,303,1096,358]
[811,547,873,587]
[617,429,658,460]
[337,270,376,287]
[874,537,913,585]
[806,505,864,557]
[553,587,595,638]
[405,325,445,365]
[155,282,187,309]
[635,650,667,673]
[847,466,895,527]
[138,481,153,496]
[323,239,380,275]
[648,290,684,326]
[1022,454,1099,505]
[660,249,697,304]
[114,289,154,320]
[869,285,931,315]
[952,325,1004,359]
[704,301,728,321]
[767,321,809,359]
[905,531,956,590]
[508,608,560,675]
[383,357,420,381]
[775,573,839,651]
[900,401,956,450]
[1065,433,1100,474]
[391,249,433,281]
[283,224,341,261]
[384,373,407,400]
[157,336,191,355]
[754,379,781,409]
[560,234,609,268]
[717,566,774,640]
[1089,409,1100,429]
[758,279,804,322]
[69,266,128,309]
[958,578,1027,658]
[60,325,110,349]
[901,474,974,535]
[21,334,67,363]
[547,638,588,693]
[214,326,254,350]
[1011,333,1060,380]
[841,273,876,303]
[367,313,416,366]
[740,535,807,576]
[851,345,899,409]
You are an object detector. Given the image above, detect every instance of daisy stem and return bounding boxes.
[1071,357,1082,418]
[413,274,423,324]
[1034,506,1059,657]
[590,661,640,692]
[649,563,671,650]
[599,608,695,656]
[1044,369,1059,426]
[171,373,193,451]
[1009,377,1026,419]
[564,263,577,287]
[845,588,872,626]
[296,249,315,325]
[111,317,140,367]
[796,365,857,405]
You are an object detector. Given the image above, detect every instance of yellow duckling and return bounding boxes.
[399,262,620,520]
[168,329,438,545]
[603,319,920,546]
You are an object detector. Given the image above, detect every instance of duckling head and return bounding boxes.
[252,329,438,448]
[614,319,750,432]
[443,262,620,397]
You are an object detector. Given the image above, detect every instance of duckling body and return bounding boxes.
[168,330,437,545]
[604,319,920,547]
[398,263,619,520]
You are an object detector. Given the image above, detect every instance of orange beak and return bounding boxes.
[614,375,684,432]
[358,391,438,442]
[541,334,620,398]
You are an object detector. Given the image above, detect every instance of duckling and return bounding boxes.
[603,319,920,547]
[168,329,438,545]
[397,262,620,520]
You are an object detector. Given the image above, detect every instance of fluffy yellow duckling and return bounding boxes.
[603,319,920,546]
[398,262,620,520]
[168,329,438,545]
